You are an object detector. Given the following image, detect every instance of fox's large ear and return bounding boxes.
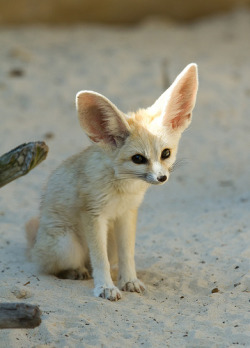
[76,91,130,147]
[149,64,198,133]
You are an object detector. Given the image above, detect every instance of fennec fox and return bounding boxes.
[26,64,198,301]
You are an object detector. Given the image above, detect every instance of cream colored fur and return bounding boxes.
[27,63,198,301]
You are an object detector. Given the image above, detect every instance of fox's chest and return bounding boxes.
[102,181,147,219]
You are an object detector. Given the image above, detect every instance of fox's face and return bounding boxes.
[76,64,198,186]
[113,115,181,185]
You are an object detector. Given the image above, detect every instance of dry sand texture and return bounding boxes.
[0,9,250,348]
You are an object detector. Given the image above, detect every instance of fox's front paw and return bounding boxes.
[94,285,122,301]
[119,279,145,293]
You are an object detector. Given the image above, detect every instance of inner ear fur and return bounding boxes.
[76,91,130,147]
[149,63,198,132]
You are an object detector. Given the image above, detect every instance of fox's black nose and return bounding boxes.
[157,175,167,182]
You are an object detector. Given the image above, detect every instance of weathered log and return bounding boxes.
[0,303,41,329]
[0,141,49,188]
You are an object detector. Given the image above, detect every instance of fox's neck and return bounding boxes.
[112,177,149,195]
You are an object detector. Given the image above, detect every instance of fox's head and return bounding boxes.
[76,63,198,185]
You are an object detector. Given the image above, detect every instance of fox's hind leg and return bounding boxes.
[56,267,91,280]
[32,224,91,279]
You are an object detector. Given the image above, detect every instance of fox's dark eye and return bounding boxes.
[131,154,148,164]
[161,148,171,159]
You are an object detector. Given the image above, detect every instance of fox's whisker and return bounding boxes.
[170,158,188,172]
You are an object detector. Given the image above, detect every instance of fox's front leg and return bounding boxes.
[82,214,122,301]
[115,209,145,293]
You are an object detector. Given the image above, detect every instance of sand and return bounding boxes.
[0,9,249,348]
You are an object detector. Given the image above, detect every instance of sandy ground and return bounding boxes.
[0,9,249,348]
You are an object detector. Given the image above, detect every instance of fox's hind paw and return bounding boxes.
[56,267,91,280]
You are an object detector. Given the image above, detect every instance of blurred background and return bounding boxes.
[0,0,249,199]
[0,2,250,347]
[0,0,249,196]
[0,0,250,24]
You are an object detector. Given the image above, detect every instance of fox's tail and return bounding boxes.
[25,217,39,253]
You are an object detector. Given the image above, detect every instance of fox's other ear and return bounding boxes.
[76,91,130,147]
[150,63,198,132]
